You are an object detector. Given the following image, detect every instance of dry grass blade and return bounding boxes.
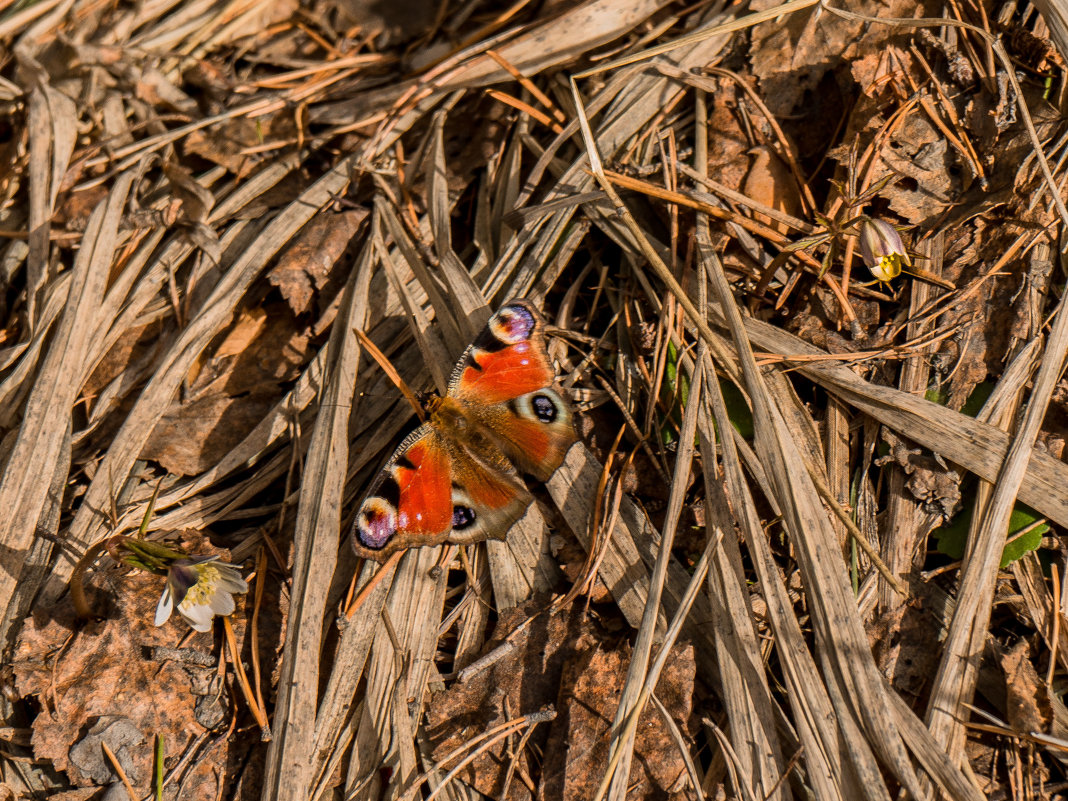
[925,239,1068,761]
[737,314,1068,531]
[600,508,717,801]
[262,228,371,799]
[0,172,132,647]
[600,351,704,800]
[58,158,358,584]
[690,96,787,794]
[699,238,984,800]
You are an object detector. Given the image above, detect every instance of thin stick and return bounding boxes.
[223,616,271,738]
[100,740,138,801]
[1049,561,1062,686]
[485,49,566,124]
[344,551,403,619]
[486,89,563,132]
[353,328,425,420]
[250,546,269,727]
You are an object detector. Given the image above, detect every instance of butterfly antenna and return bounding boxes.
[353,328,427,422]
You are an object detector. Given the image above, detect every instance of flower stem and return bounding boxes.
[69,539,113,619]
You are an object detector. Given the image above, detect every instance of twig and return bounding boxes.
[100,740,138,801]
[222,616,271,740]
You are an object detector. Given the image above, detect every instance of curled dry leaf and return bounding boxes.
[268,208,368,316]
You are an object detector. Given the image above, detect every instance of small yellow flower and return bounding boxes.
[858,217,911,283]
[154,556,248,632]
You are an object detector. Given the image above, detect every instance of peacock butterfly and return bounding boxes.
[352,300,577,561]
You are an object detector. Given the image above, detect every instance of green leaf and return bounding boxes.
[1001,506,1048,566]
[718,379,753,440]
[934,503,1048,567]
[924,386,948,405]
[659,340,689,445]
[117,538,188,573]
[959,382,994,418]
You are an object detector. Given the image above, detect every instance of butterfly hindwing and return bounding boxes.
[353,426,453,558]
[464,387,574,481]
[441,439,534,545]
[352,425,533,561]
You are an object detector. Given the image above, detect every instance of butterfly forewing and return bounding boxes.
[450,301,577,479]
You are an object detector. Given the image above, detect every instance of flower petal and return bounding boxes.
[154,585,174,627]
[209,591,236,617]
[178,601,215,632]
[169,562,201,598]
[217,572,248,594]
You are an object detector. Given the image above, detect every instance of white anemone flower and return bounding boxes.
[154,555,248,632]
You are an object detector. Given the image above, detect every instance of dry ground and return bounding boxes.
[3,0,1068,798]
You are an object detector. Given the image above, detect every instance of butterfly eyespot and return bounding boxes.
[531,394,557,423]
[357,498,398,550]
[452,505,477,530]
[490,305,536,344]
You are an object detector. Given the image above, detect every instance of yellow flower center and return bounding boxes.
[182,565,220,606]
[874,254,904,281]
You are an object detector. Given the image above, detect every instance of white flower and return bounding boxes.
[154,556,248,632]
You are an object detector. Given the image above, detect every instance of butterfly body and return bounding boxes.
[352,301,576,561]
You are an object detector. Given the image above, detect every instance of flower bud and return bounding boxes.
[858,217,910,283]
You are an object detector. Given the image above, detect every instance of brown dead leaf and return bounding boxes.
[135,67,197,115]
[867,583,943,702]
[428,598,587,800]
[82,320,166,419]
[163,162,215,225]
[741,145,802,235]
[268,208,367,316]
[540,641,695,800]
[331,0,442,45]
[143,392,279,476]
[185,115,298,178]
[12,531,246,795]
[1001,639,1051,736]
[42,791,98,801]
[879,113,958,226]
[182,59,235,107]
[876,431,961,523]
[53,184,110,232]
[552,537,612,604]
[704,80,749,194]
[141,303,311,475]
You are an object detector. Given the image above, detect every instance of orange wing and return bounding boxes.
[449,300,577,480]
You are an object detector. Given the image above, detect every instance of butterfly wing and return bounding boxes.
[352,425,533,561]
[449,300,577,481]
